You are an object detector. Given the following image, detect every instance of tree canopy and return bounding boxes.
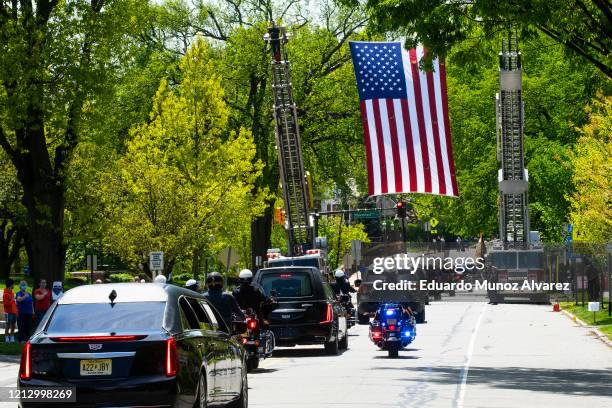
[360,0,612,78]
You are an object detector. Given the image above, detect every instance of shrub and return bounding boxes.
[109,273,136,283]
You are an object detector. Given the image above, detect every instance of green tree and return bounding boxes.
[100,38,266,274]
[0,0,142,282]
[318,216,370,270]
[568,93,611,243]
[360,0,612,78]
[0,151,24,278]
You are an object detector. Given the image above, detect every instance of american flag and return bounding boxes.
[349,41,458,197]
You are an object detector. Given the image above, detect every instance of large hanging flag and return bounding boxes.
[349,42,458,197]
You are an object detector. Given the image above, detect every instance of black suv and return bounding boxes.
[253,266,348,354]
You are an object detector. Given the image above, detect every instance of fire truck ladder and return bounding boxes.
[265,25,313,255]
[496,31,529,247]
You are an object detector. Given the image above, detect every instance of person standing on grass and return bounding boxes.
[33,279,52,325]
[3,279,17,343]
[15,280,33,343]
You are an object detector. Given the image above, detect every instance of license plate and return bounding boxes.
[387,318,397,325]
[80,359,112,376]
[275,327,298,338]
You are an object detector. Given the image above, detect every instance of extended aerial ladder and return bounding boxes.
[488,30,547,303]
[265,25,314,256]
[496,31,529,247]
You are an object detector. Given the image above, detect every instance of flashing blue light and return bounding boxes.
[402,331,412,338]
[385,309,396,316]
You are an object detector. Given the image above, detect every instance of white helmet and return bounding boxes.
[154,274,167,284]
[334,270,345,278]
[239,269,253,280]
[185,279,197,288]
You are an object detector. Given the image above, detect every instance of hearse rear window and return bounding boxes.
[46,302,166,333]
[260,272,313,298]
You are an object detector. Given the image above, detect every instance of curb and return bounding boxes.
[559,308,612,348]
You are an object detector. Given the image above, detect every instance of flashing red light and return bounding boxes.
[320,303,333,324]
[50,335,147,342]
[19,341,31,380]
[247,319,258,331]
[279,274,293,278]
[165,337,178,377]
[389,325,396,331]
[372,331,382,339]
[242,338,248,344]
[306,249,321,255]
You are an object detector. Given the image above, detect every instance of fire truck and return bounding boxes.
[487,31,547,303]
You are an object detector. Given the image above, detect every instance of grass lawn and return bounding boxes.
[0,335,24,355]
[560,300,612,341]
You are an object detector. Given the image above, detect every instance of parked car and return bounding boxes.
[253,266,349,354]
[18,283,248,408]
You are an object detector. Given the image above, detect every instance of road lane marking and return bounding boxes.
[455,302,487,408]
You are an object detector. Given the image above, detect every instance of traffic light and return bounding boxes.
[396,201,407,218]
[274,208,286,225]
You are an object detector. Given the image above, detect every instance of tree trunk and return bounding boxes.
[20,179,66,283]
[251,202,274,272]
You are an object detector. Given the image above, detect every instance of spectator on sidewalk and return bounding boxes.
[15,280,33,343]
[3,279,17,343]
[51,281,63,302]
[33,279,52,324]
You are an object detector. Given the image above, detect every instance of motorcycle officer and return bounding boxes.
[203,272,244,326]
[185,279,199,292]
[331,269,356,296]
[232,269,267,314]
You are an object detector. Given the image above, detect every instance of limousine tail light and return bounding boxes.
[165,337,179,377]
[320,303,333,324]
[19,341,31,380]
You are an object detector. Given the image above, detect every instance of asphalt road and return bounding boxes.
[249,302,612,408]
[0,302,609,407]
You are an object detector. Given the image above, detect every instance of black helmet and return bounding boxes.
[206,272,223,286]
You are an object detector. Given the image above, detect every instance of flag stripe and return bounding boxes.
[365,100,381,194]
[426,66,447,195]
[433,58,453,196]
[372,99,388,194]
[409,48,432,193]
[400,98,417,191]
[393,99,410,192]
[386,99,403,193]
[438,61,459,195]
[402,49,424,192]
[359,101,375,196]
[379,99,396,193]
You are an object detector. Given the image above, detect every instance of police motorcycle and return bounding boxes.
[369,303,416,358]
[332,270,357,328]
[241,304,276,371]
[233,269,278,371]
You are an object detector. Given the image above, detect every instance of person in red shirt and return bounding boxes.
[33,279,52,324]
[3,279,17,343]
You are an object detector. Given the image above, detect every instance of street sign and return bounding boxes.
[218,247,239,268]
[430,217,439,234]
[86,255,97,271]
[588,302,600,312]
[149,251,164,271]
[353,210,380,220]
